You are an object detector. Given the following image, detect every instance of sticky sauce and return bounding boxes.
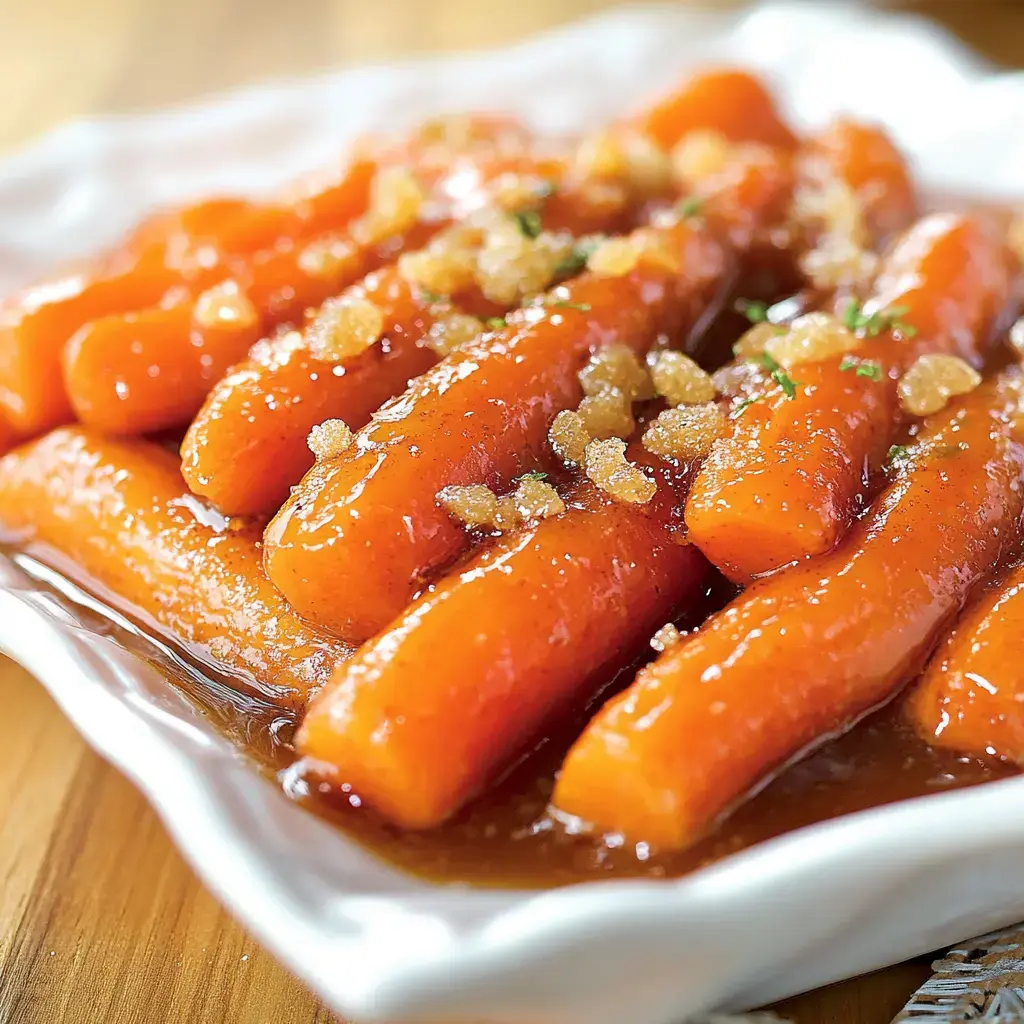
[6,545,1015,890]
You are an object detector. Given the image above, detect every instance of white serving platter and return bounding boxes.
[2,4,1024,1022]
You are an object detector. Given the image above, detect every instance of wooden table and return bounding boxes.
[0,2,1020,1021]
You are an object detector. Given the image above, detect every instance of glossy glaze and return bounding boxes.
[298,446,709,829]
[685,213,1016,582]
[0,428,353,706]
[264,151,792,643]
[911,562,1024,764]
[554,373,1024,848]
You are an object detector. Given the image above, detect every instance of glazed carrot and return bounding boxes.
[180,162,634,518]
[298,448,709,829]
[0,251,183,435]
[552,373,1024,849]
[0,414,14,457]
[909,562,1024,764]
[797,118,917,245]
[685,213,1014,583]
[0,428,352,707]
[264,148,793,643]
[638,68,798,152]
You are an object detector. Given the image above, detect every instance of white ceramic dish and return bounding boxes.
[3,4,1024,1022]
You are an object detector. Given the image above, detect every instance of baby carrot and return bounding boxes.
[298,448,708,829]
[553,373,1024,849]
[685,212,1014,583]
[0,428,353,707]
[264,147,792,643]
[908,562,1024,765]
[638,68,798,152]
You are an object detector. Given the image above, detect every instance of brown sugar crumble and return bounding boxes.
[438,477,565,532]
[648,350,716,406]
[650,622,682,653]
[898,354,982,416]
[548,410,591,465]
[642,403,726,462]
[307,294,386,363]
[307,419,354,461]
[763,312,859,369]
[584,438,656,504]
[193,280,259,330]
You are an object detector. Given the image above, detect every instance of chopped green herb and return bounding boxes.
[677,195,704,220]
[731,396,759,418]
[887,444,912,466]
[418,288,448,305]
[756,352,799,399]
[546,300,592,313]
[735,299,770,324]
[856,362,883,381]
[555,236,602,276]
[934,441,970,459]
[485,316,507,329]
[839,355,859,372]
[512,209,543,239]
[518,470,548,481]
[843,300,917,338]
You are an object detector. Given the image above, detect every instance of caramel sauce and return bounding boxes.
[7,545,1016,890]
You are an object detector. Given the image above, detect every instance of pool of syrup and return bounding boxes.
[5,543,1016,891]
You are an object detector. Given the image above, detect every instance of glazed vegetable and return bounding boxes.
[264,146,793,643]
[0,429,353,707]
[181,68,797,518]
[180,157,629,517]
[298,447,708,829]
[0,414,14,457]
[685,212,1014,583]
[638,68,797,152]
[909,562,1024,765]
[553,372,1024,849]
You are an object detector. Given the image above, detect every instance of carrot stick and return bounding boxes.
[908,561,1024,765]
[263,148,793,643]
[552,372,1024,849]
[179,164,633,518]
[297,447,709,829]
[685,212,1014,583]
[637,68,797,152]
[0,428,352,707]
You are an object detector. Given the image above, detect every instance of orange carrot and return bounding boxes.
[179,162,633,518]
[263,148,792,643]
[0,413,14,457]
[638,68,798,152]
[685,213,1014,583]
[0,429,352,707]
[553,373,1024,849]
[909,561,1024,765]
[298,447,708,829]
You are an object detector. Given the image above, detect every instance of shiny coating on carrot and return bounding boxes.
[685,213,1015,583]
[553,373,1024,849]
[638,68,798,152]
[298,448,709,829]
[0,429,353,707]
[909,562,1024,765]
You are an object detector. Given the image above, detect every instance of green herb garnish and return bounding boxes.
[513,209,543,239]
[555,236,602,276]
[677,196,704,221]
[731,396,759,418]
[518,471,548,481]
[757,352,799,399]
[843,300,917,338]
[545,300,592,313]
[839,355,883,381]
[485,317,507,329]
[887,444,912,467]
[735,299,770,324]
[418,288,448,305]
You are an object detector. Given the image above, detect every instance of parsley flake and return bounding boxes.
[513,209,543,239]
[519,471,548,481]
[545,300,591,313]
[418,288,448,305]
[735,299,770,324]
[677,196,704,221]
[839,356,883,381]
[555,236,602,276]
[731,396,759,418]
[887,444,912,467]
[843,300,917,338]
[757,352,799,399]
[485,317,507,329]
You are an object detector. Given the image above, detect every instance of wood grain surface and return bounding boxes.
[0,2,1020,1022]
